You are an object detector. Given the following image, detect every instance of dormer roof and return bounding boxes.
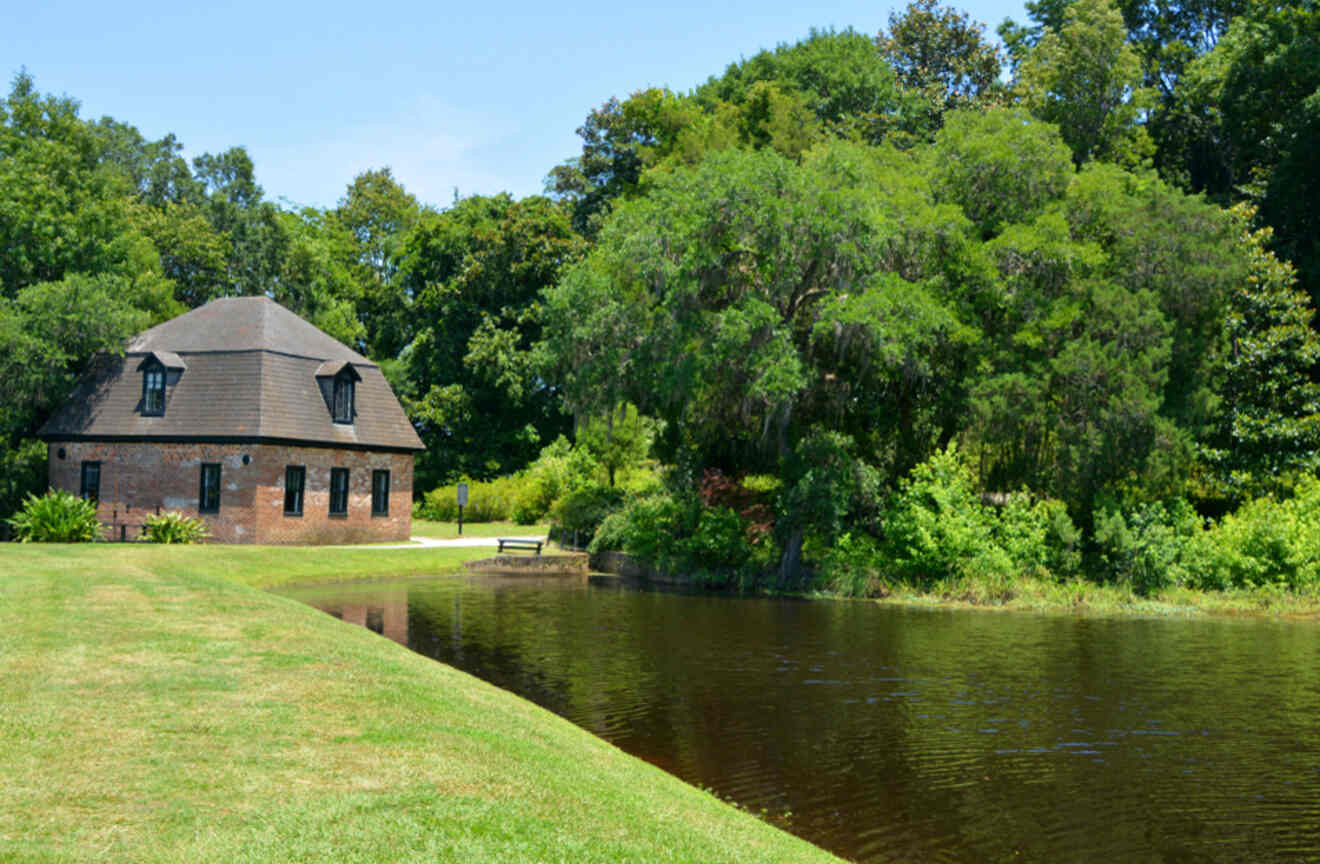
[136,351,187,371]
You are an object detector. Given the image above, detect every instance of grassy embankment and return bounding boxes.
[0,544,841,864]
[819,574,1320,619]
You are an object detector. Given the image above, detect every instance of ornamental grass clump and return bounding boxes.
[141,511,211,544]
[7,489,103,543]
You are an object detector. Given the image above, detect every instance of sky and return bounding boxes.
[3,0,1028,211]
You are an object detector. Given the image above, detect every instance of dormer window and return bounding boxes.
[317,360,361,425]
[143,361,166,416]
[136,351,185,417]
[333,373,354,424]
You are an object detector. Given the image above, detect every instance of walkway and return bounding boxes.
[335,534,549,550]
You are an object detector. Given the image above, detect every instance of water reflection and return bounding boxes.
[317,588,409,645]
[280,575,1320,863]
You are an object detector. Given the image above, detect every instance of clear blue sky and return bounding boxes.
[4,0,1026,210]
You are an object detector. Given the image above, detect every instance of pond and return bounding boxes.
[278,574,1320,863]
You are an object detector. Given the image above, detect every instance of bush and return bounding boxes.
[551,484,625,543]
[140,511,211,544]
[7,490,103,543]
[588,492,695,560]
[1190,480,1320,591]
[1093,499,1202,594]
[0,439,47,523]
[589,491,775,588]
[881,445,1012,586]
[416,475,527,523]
[819,531,889,596]
[994,494,1081,582]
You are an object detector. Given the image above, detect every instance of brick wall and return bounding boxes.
[48,441,413,545]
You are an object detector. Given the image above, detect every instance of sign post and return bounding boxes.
[456,482,469,535]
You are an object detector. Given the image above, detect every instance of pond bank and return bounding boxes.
[0,545,841,864]
[592,550,1320,620]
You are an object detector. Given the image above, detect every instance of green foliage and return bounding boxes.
[1163,0,1320,300]
[1093,499,1202,594]
[588,490,771,588]
[416,476,527,523]
[402,193,583,488]
[818,532,891,597]
[1202,209,1320,499]
[550,484,625,541]
[7,489,103,543]
[140,511,211,544]
[1190,481,1320,592]
[930,108,1073,238]
[0,440,46,522]
[880,444,1012,585]
[1014,0,1154,167]
[576,403,656,487]
[994,494,1082,581]
[334,167,421,359]
[696,28,901,138]
[876,0,1005,138]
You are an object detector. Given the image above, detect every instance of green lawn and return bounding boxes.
[412,519,549,540]
[0,544,841,863]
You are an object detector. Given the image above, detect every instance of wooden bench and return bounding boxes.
[497,538,543,555]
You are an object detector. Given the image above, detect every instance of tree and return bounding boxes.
[273,207,364,348]
[547,89,701,237]
[334,168,421,358]
[0,73,138,296]
[876,0,1004,137]
[695,28,900,135]
[400,194,584,487]
[544,143,970,576]
[1203,209,1320,498]
[1014,0,1154,167]
[193,146,290,297]
[576,403,655,488]
[1164,0,1320,301]
[929,108,1074,239]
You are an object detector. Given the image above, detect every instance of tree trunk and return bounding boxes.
[778,527,804,589]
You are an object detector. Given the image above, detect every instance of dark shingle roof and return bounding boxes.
[128,296,370,362]
[40,297,424,452]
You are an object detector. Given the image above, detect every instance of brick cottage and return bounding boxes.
[38,297,424,543]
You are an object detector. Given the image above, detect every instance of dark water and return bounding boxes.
[278,575,1320,863]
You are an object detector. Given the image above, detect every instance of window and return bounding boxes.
[371,469,390,516]
[284,466,305,516]
[332,374,354,423]
[329,467,349,516]
[199,463,221,513]
[143,362,166,416]
[80,461,101,504]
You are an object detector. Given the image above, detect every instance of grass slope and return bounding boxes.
[0,545,842,864]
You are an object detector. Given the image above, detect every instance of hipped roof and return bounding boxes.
[40,297,424,452]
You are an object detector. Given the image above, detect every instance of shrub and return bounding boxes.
[675,506,755,587]
[587,492,695,560]
[416,475,527,523]
[994,494,1081,581]
[140,511,211,544]
[7,490,103,543]
[881,445,1011,586]
[589,490,776,588]
[1190,480,1320,591]
[819,531,889,597]
[551,484,626,543]
[1093,499,1201,594]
